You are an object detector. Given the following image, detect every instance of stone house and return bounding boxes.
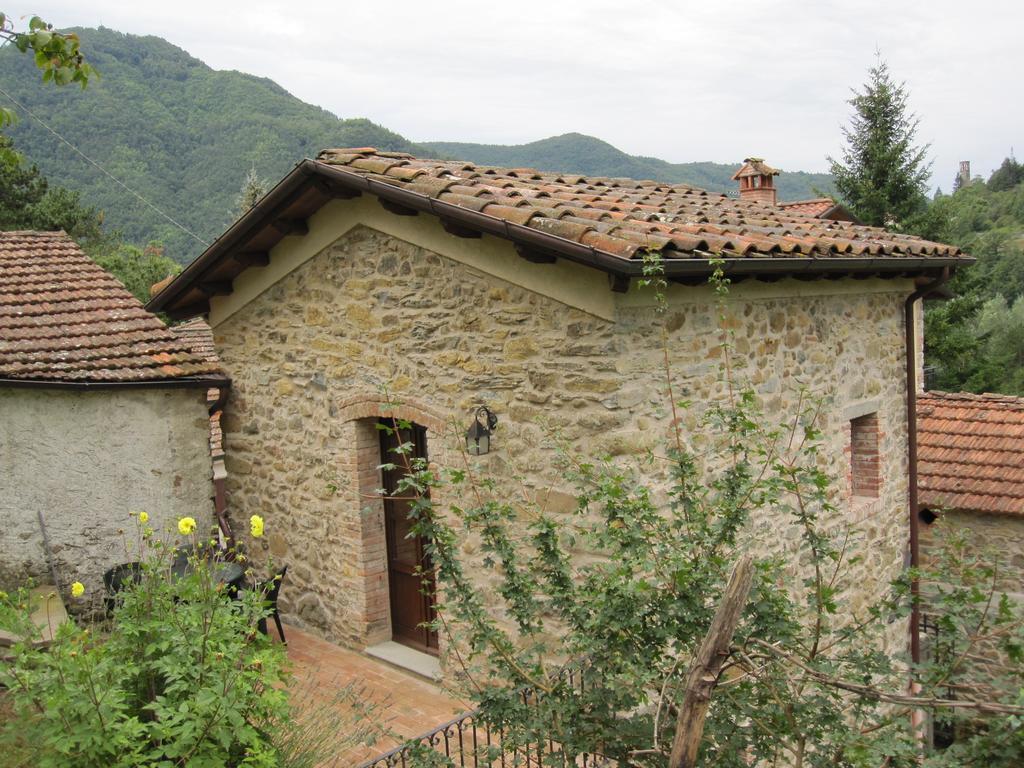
[917,391,1024,595]
[0,230,226,605]
[916,390,1024,738]
[148,149,970,669]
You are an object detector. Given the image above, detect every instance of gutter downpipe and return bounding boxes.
[209,383,234,550]
[905,265,950,740]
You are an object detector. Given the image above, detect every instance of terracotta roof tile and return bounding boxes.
[917,391,1024,516]
[778,198,837,218]
[315,148,965,262]
[169,318,225,459]
[0,231,223,384]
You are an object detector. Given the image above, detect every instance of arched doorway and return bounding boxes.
[378,419,439,654]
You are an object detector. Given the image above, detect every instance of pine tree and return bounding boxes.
[234,165,267,216]
[828,57,931,227]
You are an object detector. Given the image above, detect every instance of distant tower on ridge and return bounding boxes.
[958,161,971,188]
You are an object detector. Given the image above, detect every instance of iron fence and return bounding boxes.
[357,667,608,768]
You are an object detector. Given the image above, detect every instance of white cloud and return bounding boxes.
[12,0,1024,183]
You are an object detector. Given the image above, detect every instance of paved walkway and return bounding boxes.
[280,624,470,766]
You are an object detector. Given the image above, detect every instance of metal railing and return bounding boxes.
[357,667,608,768]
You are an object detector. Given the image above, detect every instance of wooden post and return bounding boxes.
[668,555,754,768]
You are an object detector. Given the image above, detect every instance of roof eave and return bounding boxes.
[147,159,974,317]
[0,374,231,391]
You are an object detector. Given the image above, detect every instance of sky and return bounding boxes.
[10,0,1024,185]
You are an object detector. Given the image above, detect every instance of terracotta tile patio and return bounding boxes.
[278,623,471,766]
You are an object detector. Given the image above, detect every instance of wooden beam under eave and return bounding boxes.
[441,219,482,239]
[609,273,631,293]
[514,243,557,264]
[198,281,233,297]
[234,251,270,268]
[311,179,361,200]
[167,299,210,321]
[271,218,309,236]
[379,199,418,216]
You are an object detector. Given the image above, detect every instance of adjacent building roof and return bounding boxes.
[777,197,859,223]
[148,149,972,318]
[917,391,1024,515]
[169,317,225,462]
[0,230,225,385]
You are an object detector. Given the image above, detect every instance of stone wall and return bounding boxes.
[919,511,1024,694]
[213,224,913,653]
[0,387,215,607]
[920,511,1024,600]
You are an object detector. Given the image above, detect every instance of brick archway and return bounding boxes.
[333,394,448,648]
[335,394,446,434]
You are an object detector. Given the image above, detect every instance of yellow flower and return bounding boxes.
[178,517,197,536]
[138,511,149,524]
[249,515,265,538]
[70,582,85,598]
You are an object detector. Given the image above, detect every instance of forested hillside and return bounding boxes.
[0,27,426,261]
[422,133,834,200]
[1,27,833,264]
[925,156,1024,394]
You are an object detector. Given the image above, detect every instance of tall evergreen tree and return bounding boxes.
[828,57,931,227]
[234,165,267,216]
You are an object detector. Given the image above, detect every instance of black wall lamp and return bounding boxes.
[465,406,498,455]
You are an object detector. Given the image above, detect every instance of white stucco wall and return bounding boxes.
[0,387,215,606]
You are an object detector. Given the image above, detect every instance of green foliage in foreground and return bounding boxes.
[922,163,1024,394]
[389,395,1024,766]
[377,268,1024,765]
[0,12,95,126]
[0,518,382,767]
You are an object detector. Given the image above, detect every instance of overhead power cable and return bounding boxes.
[0,83,210,247]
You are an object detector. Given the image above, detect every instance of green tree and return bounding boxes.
[0,513,383,766]
[374,265,1024,766]
[828,57,931,227]
[0,134,177,302]
[385,381,1024,766]
[988,155,1023,193]
[0,12,94,125]
[91,240,181,302]
[234,164,267,216]
[921,159,1024,394]
[0,134,102,241]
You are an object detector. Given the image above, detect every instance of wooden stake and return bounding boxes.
[668,555,754,768]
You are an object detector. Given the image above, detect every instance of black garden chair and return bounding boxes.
[256,565,287,644]
[102,561,143,616]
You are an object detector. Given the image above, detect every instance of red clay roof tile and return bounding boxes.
[917,391,1024,516]
[0,231,222,384]
[318,149,965,263]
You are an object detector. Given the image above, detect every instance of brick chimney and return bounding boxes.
[732,157,779,205]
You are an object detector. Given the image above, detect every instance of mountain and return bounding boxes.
[0,28,833,263]
[0,27,428,261]
[422,134,833,201]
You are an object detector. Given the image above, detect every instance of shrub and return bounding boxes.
[0,515,369,767]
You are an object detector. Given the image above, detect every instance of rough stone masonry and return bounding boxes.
[214,225,911,661]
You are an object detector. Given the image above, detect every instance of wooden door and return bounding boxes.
[379,420,439,654]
